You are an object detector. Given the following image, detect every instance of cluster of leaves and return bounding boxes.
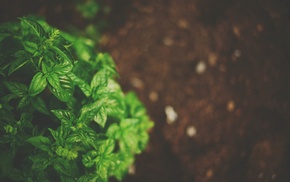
[0,17,153,182]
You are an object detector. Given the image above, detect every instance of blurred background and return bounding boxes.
[1,0,290,181]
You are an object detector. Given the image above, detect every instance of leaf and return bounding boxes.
[33,96,49,115]
[91,69,108,89]
[78,99,104,124]
[51,109,75,124]
[48,84,72,102]
[4,81,27,97]
[30,154,51,171]
[82,151,96,168]
[77,174,98,182]
[8,50,29,75]
[50,45,72,62]
[28,72,47,96]
[20,17,45,38]
[58,75,74,94]
[26,136,51,152]
[68,72,91,97]
[53,158,71,176]
[18,95,32,109]
[106,123,120,139]
[94,107,107,128]
[22,41,38,54]
[53,60,73,75]
[47,72,60,89]
[99,139,115,155]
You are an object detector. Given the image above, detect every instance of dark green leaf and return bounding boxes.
[4,81,27,97]
[20,17,45,38]
[26,136,51,152]
[28,72,47,96]
[50,45,72,62]
[33,96,49,115]
[8,50,29,75]
[53,158,71,176]
[18,95,32,109]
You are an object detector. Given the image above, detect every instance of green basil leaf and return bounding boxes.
[8,50,29,75]
[4,81,27,97]
[48,84,71,102]
[53,158,71,176]
[91,69,108,89]
[20,17,45,38]
[18,95,32,109]
[47,72,60,89]
[26,136,51,152]
[51,109,75,124]
[22,41,38,54]
[68,72,91,97]
[77,174,98,182]
[78,99,104,124]
[94,107,107,128]
[33,96,49,115]
[28,72,47,96]
[53,60,73,75]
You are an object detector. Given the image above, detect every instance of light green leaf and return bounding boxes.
[68,72,91,97]
[91,69,108,89]
[48,84,71,102]
[28,72,47,96]
[47,72,60,89]
[51,109,75,124]
[77,174,98,182]
[53,60,73,75]
[94,107,107,128]
[23,41,38,54]
[26,136,51,152]
[78,99,104,123]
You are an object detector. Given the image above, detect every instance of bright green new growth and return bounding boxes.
[0,17,153,182]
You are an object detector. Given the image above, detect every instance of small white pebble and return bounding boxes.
[186,126,197,137]
[196,61,206,74]
[272,174,276,179]
[149,91,158,102]
[130,77,144,89]
[128,164,136,175]
[165,106,178,124]
[163,37,174,46]
[258,172,264,179]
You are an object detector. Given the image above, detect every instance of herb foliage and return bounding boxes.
[0,17,153,182]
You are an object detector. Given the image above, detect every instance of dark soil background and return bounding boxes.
[1,0,290,182]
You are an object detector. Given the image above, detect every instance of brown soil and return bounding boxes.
[1,0,290,182]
